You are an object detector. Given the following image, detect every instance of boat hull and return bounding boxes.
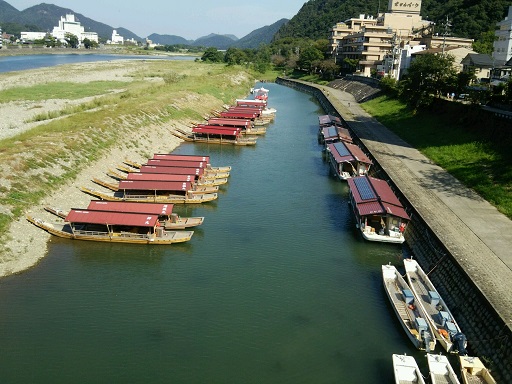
[459,356,497,384]
[80,187,217,204]
[392,354,426,384]
[427,353,461,384]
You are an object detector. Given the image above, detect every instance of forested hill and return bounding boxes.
[274,0,511,42]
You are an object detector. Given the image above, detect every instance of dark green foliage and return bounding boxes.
[201,47,224,63]
[472,30,497,54]
[275,0,511,46]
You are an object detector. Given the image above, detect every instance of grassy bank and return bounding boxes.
[361,95,512,219]
[0,60,258,250]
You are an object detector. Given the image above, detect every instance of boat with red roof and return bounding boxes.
[170,126,257,146]
[26,209,194,244]
[325,141,372,180]
[347,175,410,243]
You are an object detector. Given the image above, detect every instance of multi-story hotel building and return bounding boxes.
[493,6,512,65]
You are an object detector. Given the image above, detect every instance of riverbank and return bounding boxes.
[0,45,197,57]
[0,59,255,277]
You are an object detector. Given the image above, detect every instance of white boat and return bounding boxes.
[382,264,436,351]
[404,258,467,355]
[427,353,461,384]
[459,356,497,384]
[392,354,426,384]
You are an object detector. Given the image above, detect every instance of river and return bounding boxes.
[0,52,194,73]
[0,77,427,383]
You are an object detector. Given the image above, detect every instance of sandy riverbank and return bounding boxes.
[0,59,240,277]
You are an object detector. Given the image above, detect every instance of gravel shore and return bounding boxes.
[0,60,213,277]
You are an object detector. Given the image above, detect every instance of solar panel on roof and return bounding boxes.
[333,142,350,157]
[353,177,376,200]
[327,127,337,137]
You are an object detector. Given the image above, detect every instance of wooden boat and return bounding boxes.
[203,118,267,135]
[223,105,275,120]
[91,178,219,195]
[27,210,194,245]
[382,264,436,351]
[404,258,467,355]
[80,186,217,204]
[45,201,204,229]
[392,354,426,384]
[427,353,461,384]
[459,356,496,384]
[124,158,231,174]
[325,141,372,180]
[170,126,257,146]
[195,123,266,135]
[235,99,277,115]
[348,175,410,243]
[215,111,270,126]
[116,164,228,182]
[106,169,227,186]
[152,153,232,171]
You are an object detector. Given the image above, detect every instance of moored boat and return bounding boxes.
[427,353,461,384]
[347,175,410,243]
[91,178,219,195]
[124,158,231,174]
[46,201,204,229]
[27,210,194,245]
[459,356,496,384]
[80,186,217,204]
[404,258,467,355]
[382,264,436,351]
[318,125,352,147]
[325,141,372,180]
[170,126,258,146]
[392,354,426,384]
[107,169,227,186]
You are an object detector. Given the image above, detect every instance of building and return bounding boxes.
[52,14,98,45]
[20,31,47,42]
[493,6,512,65]
[332,0,431,77]
[461,53,494,82]
[110,29,124,45]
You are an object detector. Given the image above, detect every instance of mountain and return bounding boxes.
[0,2,142,41]
[233,18,288,49]
[147,33,192,46]
[192,33,238,50]
[274,0,511,42]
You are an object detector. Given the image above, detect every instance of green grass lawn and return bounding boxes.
[362,95,512,219]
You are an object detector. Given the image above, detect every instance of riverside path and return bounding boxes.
[325,86,512,328]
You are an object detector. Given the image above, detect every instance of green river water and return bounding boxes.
[0,83,432,383]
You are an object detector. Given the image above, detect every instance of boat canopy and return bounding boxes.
[319,114,342,127]
[347,176,410,220]
[327,142,372,164]
[207,118,252,128]
[196,124,250,131]
[118,180,191,192]
[236,99,267,107]
[126,173,194,182]
[87,201,174,215]
[192,126,241,136]
[153,154,210,163]
[219,111,259,119]
[66,209,158,227]
[146,159,208,168]
[139,166,204,176]
[322,127,352,143]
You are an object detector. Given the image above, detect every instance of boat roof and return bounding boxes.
[192,126,241,136]
[153,154,210,162]
[118,180,192,191]
[236,99,267,106]
[347,176,410,219]
[319,114,342,127]
[126,173,195,182]
[139,166,204,176]
[66,209,158,227]
[196,124,250,131]
[322,126,352,142]
[327,142,372,164]
[219,111,259,119]
[146,159,208,168]
[87,201,174,215]
[207,118,252,127]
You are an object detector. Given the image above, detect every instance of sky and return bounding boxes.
[8,1,307,40]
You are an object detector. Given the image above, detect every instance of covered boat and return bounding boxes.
[318,125,352,147]
[318,114,343,128]
[325,141,372,180]
[253,86,269,101]
[27,210,194,244]
[91,178,218,195]
[348,175,410,243]
[170,126,257,146]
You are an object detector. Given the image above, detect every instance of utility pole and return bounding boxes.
[441,16,452,56]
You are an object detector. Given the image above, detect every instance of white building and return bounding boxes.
[20,31,47,42]
[493,6,512,65]
[110,29,124,44]
[51,14,98,45]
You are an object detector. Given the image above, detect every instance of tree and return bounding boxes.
[65,33,79,48]
[298,46,324,73]
[224,47,248,66]
[472,30,496,55]
[201,47,224,63]
[400,53,457,109]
